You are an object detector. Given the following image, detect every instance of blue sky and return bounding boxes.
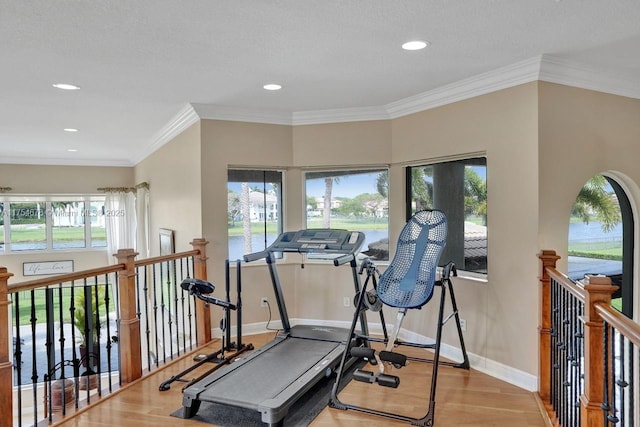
[306,173,379,198]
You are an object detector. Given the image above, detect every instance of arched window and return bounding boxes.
[568,174,633,316]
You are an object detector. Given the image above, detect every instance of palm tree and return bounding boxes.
[322,177,340,228]
[227,190,240,227]
[572,175,621,232]
[241,183,252,254]
[464,168,487,225]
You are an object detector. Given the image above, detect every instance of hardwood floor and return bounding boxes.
[54,332,548,427]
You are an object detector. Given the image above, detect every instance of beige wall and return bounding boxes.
[292,120,391,167]
[0,164,133,194]
[391,83,540,375]
[0,164,134,281]
[538,82,640,309]
[134,122,203,254]
[199,120,294,324]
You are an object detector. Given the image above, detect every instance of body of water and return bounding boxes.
[568,221,622,242]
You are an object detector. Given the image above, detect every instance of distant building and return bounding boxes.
[247,190,278,222]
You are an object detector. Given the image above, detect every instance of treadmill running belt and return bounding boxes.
[195,338,339,407]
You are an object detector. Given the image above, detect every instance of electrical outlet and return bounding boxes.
[261,297,268,307]
[459,318,467,332]
[343,297,350,307]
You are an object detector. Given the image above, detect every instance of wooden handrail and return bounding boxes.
[545,265,586,303]
[2,238,210,427]
[539,250,624,427]
[134,250,199,267]
[8,264,124,293]
[8,251,201,294]
[595,302,640,347]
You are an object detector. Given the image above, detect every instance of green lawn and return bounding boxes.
[568,241,622,261]
[4,226,105,245]
[13,287,115,326]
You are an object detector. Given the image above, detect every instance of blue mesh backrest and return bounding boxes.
[377,210,447,309]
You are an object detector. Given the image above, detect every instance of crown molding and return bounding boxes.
[292,105,390,125]
[0,156,132,167]
[385,56,543,118]
[132,103,200,165]
[538,54,640,99]
[191,103,293,125]
[135,54,640,166]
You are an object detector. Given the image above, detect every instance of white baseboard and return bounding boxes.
[211,317,538,392]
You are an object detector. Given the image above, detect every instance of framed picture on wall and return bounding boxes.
[159,228,175,256]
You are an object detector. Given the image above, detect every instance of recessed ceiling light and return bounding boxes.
[53,83,81,90]
[263,84,282,91]
[67,148,78,152]
[63,128,78,132]
[402,40,429,51]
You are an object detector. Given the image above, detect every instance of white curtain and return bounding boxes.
[135,185,150,259]
[105,191,137,264]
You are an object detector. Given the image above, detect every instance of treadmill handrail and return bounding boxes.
[244,250,270,263]
[333,254,355,266]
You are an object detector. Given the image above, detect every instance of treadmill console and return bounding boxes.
[269,229,365,255]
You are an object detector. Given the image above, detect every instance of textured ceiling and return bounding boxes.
[1,1,639,166]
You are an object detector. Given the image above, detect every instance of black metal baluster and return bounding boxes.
[140,266,153,370]
[187,257,195,347]
[629,343,635,426]
[133,266,143,371]
[568,293,577,425]
[157,263,166,364]
[29,289,38,426]
[559,286,567,425]
[94,280,103,395]
[171,258,180,356]
[104,274,114,392]
[178,258,187,352]
[68,284,79,409]
[13,292,23,427]
[113,273,122,385]
[614,332,631,426]
[82,280,92,404]
[602,322,612,424]
[607,327,619,425]
[44,287,57,418]
[57,285,67,387]
[151,265,160,367]
[576,299,584,427]
[550,278,559,418]
[164,260,174,358]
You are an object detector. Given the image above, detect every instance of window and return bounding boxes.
[406,157,487,274]
[10,202,46,251]
[0,197,106,252]
[89,200,107,248]
[305,168,389,261]
[52,201,85,249]
[568,175,632,316]
[0,203,3,251]
[227,169,283,261]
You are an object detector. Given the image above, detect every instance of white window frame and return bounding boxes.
[0,196,106,253]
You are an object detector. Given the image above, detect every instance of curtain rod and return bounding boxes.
[97,182,149,193]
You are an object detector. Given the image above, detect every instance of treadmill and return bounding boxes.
[182,229,368,426]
